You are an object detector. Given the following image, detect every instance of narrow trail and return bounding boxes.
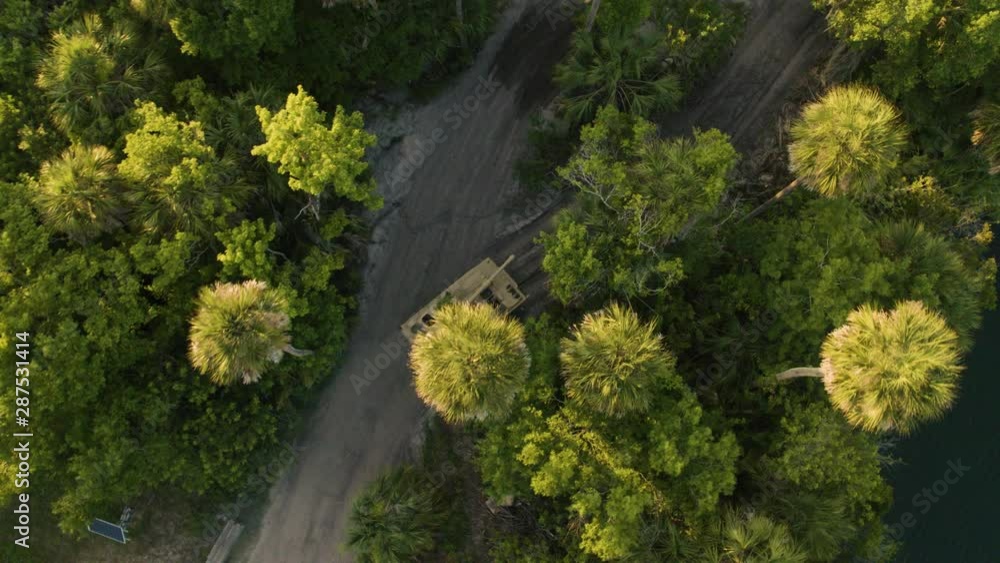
[240,1,830,561]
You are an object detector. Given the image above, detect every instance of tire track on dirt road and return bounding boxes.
[240,0,830,561]
[498,0,834,306]
[240,1,572,561]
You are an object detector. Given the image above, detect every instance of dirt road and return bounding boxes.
[661,0,832,150]
[240,1,830,561]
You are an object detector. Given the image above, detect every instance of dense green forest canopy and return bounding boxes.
[350,0,1000,561]
[1,0,999,560]
[0,0,496,555]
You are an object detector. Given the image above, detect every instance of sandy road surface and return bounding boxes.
[241,1,830,561]
[242,1,571,561]
[660,0,832,151]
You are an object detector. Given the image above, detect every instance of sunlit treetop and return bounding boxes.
[821,300,963,434]
[816,0,1000,93]
[252,86,381,209]
[789,84,907,197]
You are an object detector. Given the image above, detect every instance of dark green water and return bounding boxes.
[888,264,1000,561]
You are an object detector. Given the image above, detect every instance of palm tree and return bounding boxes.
[204,85,280,159]
[743,84,907,221]
[878,220,983,347]
[554,28,681,124]
[759,491,856,562]
[200,86,290,200]
[560,303,676,417]
[346,465,444,562]
[971,101,1000,174]
[409,301,529,423]
[701,508,807,563]
[188,280,312,386]
[36,14,165,143]
[33,144,124,242]
[776,301,962,434]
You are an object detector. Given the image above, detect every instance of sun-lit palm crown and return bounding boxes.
[409,301,529,423]
[560,303,676,417]
[189,280,294,386]
[821,300,962,434]
[789,84,907,197]
[34,144,123,241]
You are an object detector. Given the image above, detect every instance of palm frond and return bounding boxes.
[554,29,682,124]
[410,301,530,423]
[789,85,907,197]
[347,465,445,562]
[33,144,124,242]
[189,280,298,385]
[560,303,676,417]
[821,300,962,434]
[971,102,1000,174]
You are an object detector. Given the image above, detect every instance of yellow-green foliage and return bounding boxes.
[189,280,298,386]
[120,102,246,235]
[821,300,963,434]
[542,106,737,301]
[789,84,907,197]
[410,301,530,423]
[33,144,123,241]
[701,509,807,563]
[36,14,165,143]
[560,303,676,417]
[253,86,380,207]
[816,0,1000,94]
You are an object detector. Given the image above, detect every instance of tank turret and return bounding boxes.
[401,255,526,341]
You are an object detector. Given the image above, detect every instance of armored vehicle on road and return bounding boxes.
[401,255,526,341]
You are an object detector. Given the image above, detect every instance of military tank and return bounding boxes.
[400,255,526,341]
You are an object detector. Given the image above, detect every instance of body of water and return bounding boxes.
[888,256,1000,562]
